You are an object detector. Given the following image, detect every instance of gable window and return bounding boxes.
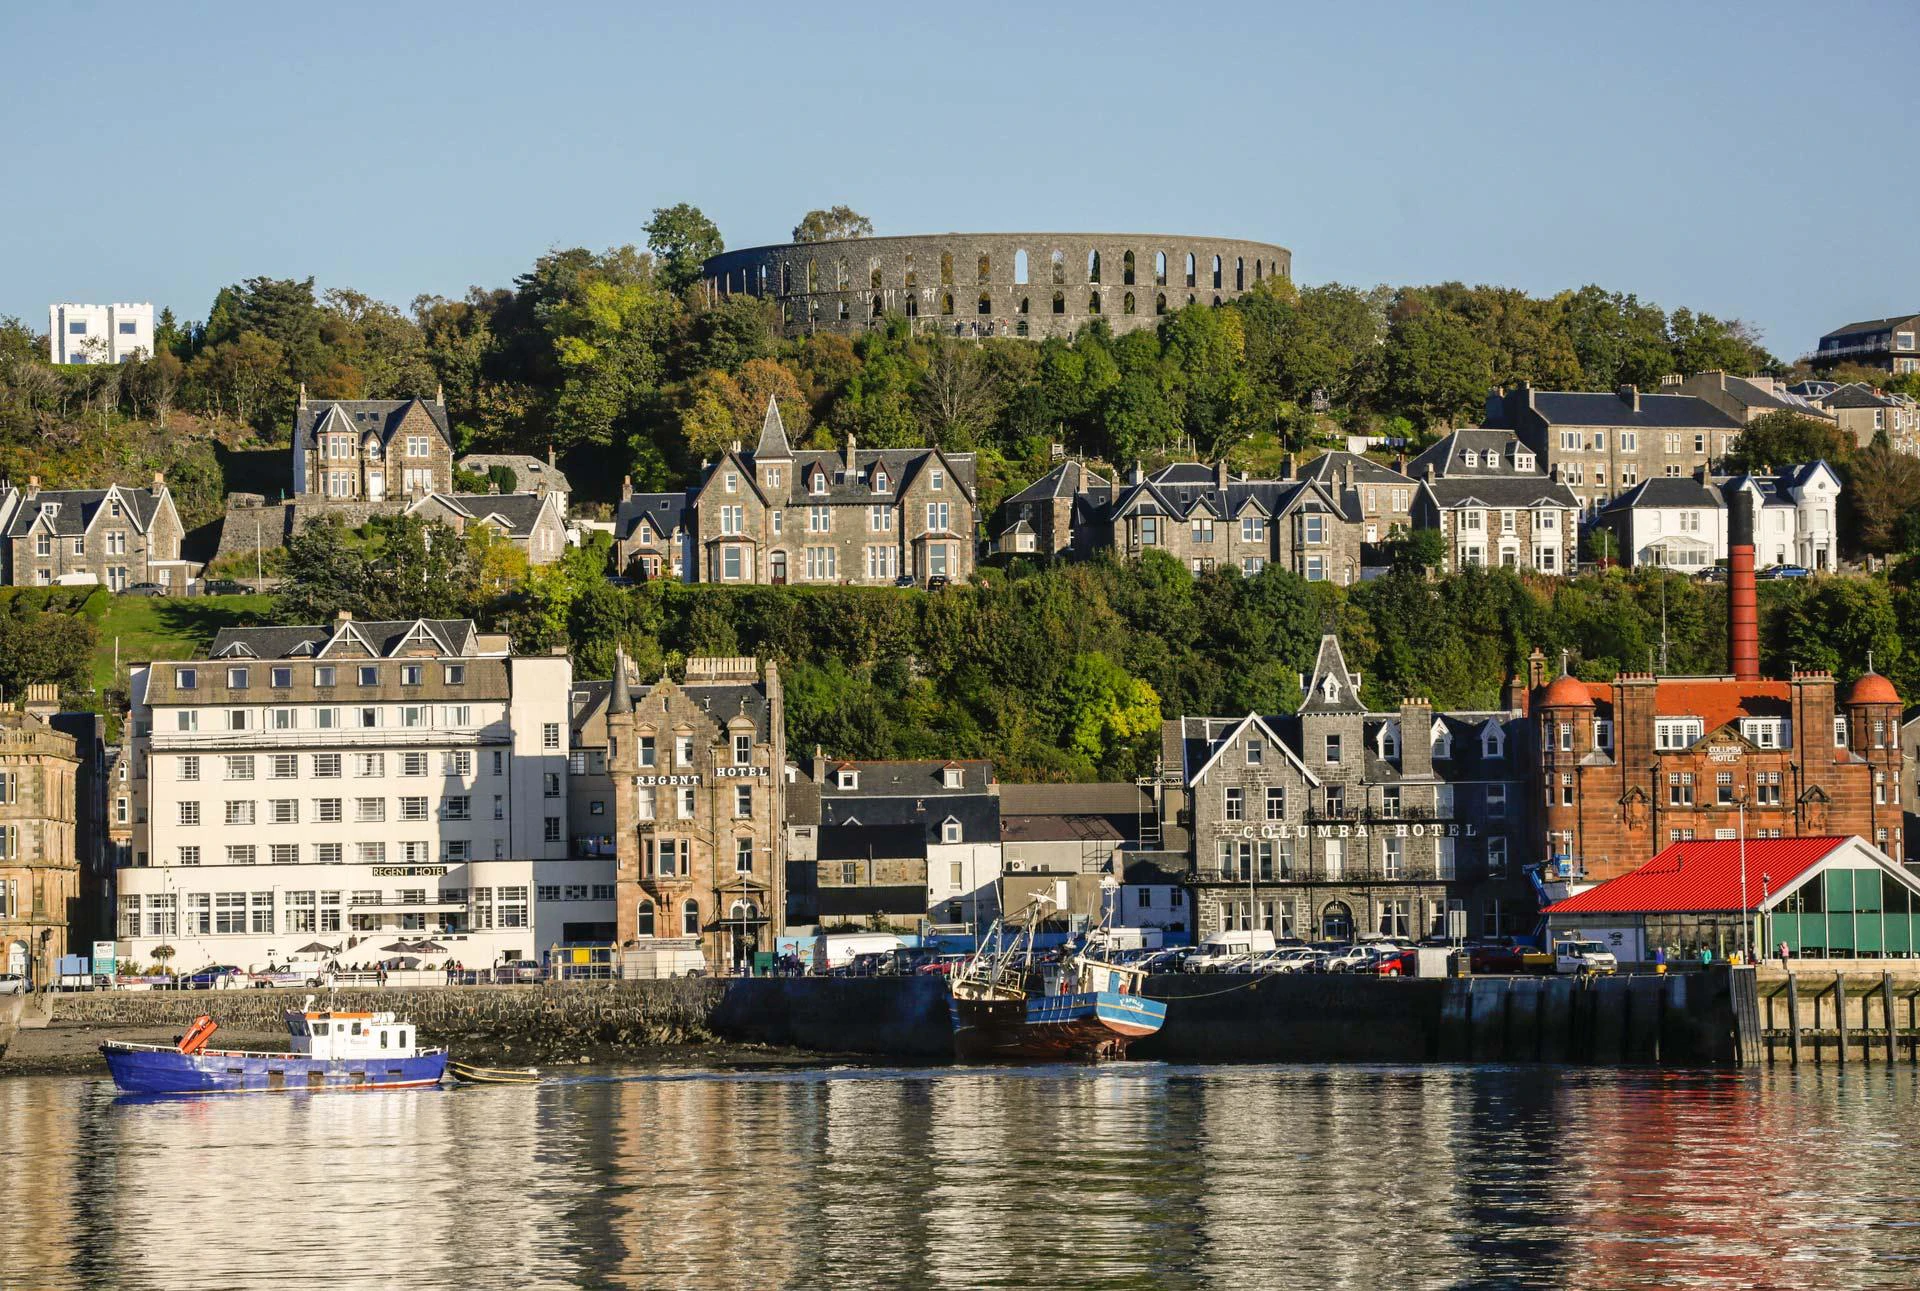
[942,817,962,844]
[1245,737,1263,767]
[873,469,889,493]
[1139,516,1159,545]
[1593,719,1613,750]
[942,765,963,789]
[1302,514,1325,544]
[810,470,828,496]
[1483,727,1505,759]
[1190,516,1214,543]
[1655,719,1703,751]
[931,468,944,491]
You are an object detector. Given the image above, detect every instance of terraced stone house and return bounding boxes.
[0,477,187,590]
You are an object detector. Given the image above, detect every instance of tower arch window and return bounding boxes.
[871,295,884,318]
[1014,249,1029,284]
[1088,291,1101,314]
[1155,251,1168,285]
[1088,250,1101,283]
[781,262,791,294]
[807,259,817,292]
[1211,255,1223,289]
[1155,292,1167,315]
[905,253,916,288]
[978,292,992,315]
[1185,252,1196,287]
[1052,291,1065,315]
[1019,296,1030,315]
[941,292,954,316]
[836,260,849,289]
[1236,256,1245,290]
[635,899,655,938]
[940,252,954,285]
[1123,251,1136,285]
[1254,259,1263,281]
[838,298,850,320]
[977,253,990,283]
[870,260,882,289]
[1123,292,1136,315]
[905,295,918,318]
[1051,249,1065,284]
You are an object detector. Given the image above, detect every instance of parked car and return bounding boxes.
[1320,945,1376,974]
[1693,566,1728,583]
[1554,939,1619,975]
[1760,565,1810,579]
[0,973,25,995]
[492,959,542,984]
[121,582,168,597]
[1137,948,1193,974]
[1367,947,1419,977]
[1465,941,1525,974]
[202,578,250,596]
[182,964,246,990]
[925,575,950,592]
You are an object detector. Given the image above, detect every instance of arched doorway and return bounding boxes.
[728,900,759,970]
[770,551,787,585]
[1321,903,1354,942]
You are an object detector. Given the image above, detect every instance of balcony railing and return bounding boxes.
[150,726,510,751]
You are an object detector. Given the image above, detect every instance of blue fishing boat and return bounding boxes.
[950,905,1167,1062]
[100,999,447,1095]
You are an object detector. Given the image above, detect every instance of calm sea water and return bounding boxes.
[2,1063,1918,1290]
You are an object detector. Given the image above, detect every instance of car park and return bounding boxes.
[492,959,542,983]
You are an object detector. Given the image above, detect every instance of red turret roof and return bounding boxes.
[1844,672,1900,707]
[1539,673,1595,708]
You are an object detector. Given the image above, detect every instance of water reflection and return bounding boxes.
[2,1065,1917,1289]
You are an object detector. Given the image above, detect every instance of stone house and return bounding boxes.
[456,451,572,506]
[1407,431,1580,573]
[1294,451,1418,546]
[992,461,1113,557]
[0,690,86,981]
[1656,371,1836,427]
[292,387,454,501]
[0,477,188,590]
[1806,382,1920,451]
[1533,662,1905,885]
[1163,633,1538,943]
[1102,463,1365,581]
[615,400,976,586]
[605,654,786,971]
[405,491,570,565]
[1484,383,1745,515]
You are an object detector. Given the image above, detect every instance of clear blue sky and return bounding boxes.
[3,0,1912,362]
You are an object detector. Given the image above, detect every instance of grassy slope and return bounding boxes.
[83,591,277,690]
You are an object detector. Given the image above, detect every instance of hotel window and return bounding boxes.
[445,840,472,862]
[178,801,201,826]
[227,710,250,732]
[354,753,385,777]
[674,735,694,767]
[735,785,752,817]
[269,754,298,780]
[228,667,249,689]
[271,844,300,865]
[1324,839,1344,881]
[1755,771,1781,805]
[1325,785,1345,816]
[314,666,337,688]
[942,817,962,844]
[270,799,298,824]
[1486,836,1508,876]
[444,796,471,821]
[271,707,296,730]
[225,800,255,826]
[400,797,429,822]
[315,798,342,823]
[543,722,562,750]
[231,846,259,868]
[1715,772,1735,805]
[358,707,380,729]
[1224,787,1244,821]
[1383,835,1404,879]
[316,844,342,866]
[313,753,341,778]
[1325,733,1342,764]
[543,817,562,843]
[543,772,561,798]
[1558,722,1572,752]
[401,752,428,777]
[1486,784,1507,818]
[1560,773,1574,806]
[1593,719,1612,751]
[358,666,379,687]
[638,736,656,768]
[635,786,656,820]
[213,893,247,934]
[1667,772,1694,806]
[679,786,697,819]
[316,707,339,730]
[1833,717,1848,746]
[177,667,199,689]
[441,750,472,778]
[174,756,200,784]
[177,709,200,732]
[1381,785,1401,816]
[358,842,386,864]
[178,846,200,867]
[356,798,386,823]
[1655,720,1703,751]
[735,837,755,874]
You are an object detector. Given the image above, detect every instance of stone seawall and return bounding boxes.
[37,969,1751,1069]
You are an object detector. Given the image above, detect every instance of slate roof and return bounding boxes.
[815,758,1000,843]
[1817,382,1911,410]
[1408,430,1537,479]
[615,492,691,542]
[1600,477,1722,513]
[209,619,479,660]
[637,679,774,742]
[1003,460,1113,507]
[412,492,554,539]
[295,398,451,450]
[457,454,572,495]
[1500,390,1741,431]
[1108,475,1352,524]
[1296,450,1414,486]
[1422,477,1580,509]
[775,447,978,506]
[1,485,166,538]
[1820,314,1920,341]
[1544,837,1853,914]
[816,823,928,861]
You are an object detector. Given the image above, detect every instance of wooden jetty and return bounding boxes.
[1756,964,1920,1065]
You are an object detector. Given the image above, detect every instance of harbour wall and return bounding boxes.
[45,969,1751,1066]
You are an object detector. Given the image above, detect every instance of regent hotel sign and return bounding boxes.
[634,766,770,787]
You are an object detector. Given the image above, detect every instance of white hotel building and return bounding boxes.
[119,616,614,970]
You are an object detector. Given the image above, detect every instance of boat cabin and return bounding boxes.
[285,1009,421,1060]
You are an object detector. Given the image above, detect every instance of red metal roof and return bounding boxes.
[1544,837,1851,915]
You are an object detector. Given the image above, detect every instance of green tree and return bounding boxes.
[792,206,874,243]
[1726,411,1853,472]
[0,597,96,697]
[644,203,724,296]
[1379,308,1490,429]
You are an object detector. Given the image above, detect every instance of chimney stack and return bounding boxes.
[1729,488,1759,681]
[844,433,857,473]
[1617,384,1641,413]
[621,475,633,502]
[26,474,40,497]
[1214,459,1229,490]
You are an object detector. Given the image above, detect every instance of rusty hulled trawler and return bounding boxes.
[948,899,1166,1062]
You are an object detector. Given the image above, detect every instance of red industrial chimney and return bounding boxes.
[1729,488,1758,681]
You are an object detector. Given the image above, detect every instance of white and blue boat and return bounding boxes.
[101,999,447,1095]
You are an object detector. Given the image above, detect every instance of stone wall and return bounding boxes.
[212,498,407,562]
[702,233,1291,341]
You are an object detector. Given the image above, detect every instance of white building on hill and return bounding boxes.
[48,303,154,364]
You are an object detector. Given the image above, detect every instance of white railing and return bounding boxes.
[151,727,510,751]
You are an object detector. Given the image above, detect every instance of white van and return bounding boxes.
[1087,927,1163,953]
[1185,930,1277,973]
[819,933,907,970]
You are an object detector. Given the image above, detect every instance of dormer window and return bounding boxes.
[1516,452,1535,471]
[176,667,198,690]
[836,768,859,790]
[810,470,827,496]
[1593,719,1613,751]
[874,469,889,493]
[1463,451,1478,467]
[1482,726,1505,759]
[942,816,962,843]
[1379,724,1400,760]
[1320,675,1340,703]
[942,765,962,789]
[1432,724,1453,759]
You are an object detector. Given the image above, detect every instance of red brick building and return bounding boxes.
[1534,664,1904,884]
